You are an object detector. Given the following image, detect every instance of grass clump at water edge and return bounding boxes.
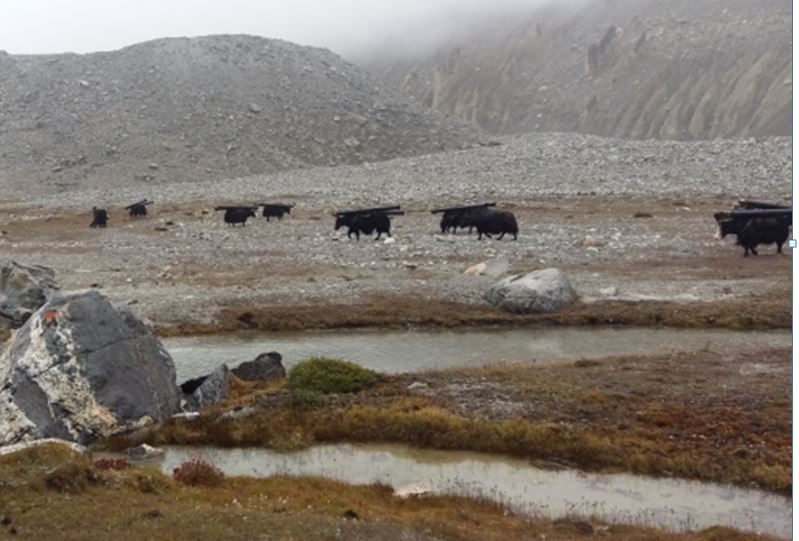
[288,357,381,394]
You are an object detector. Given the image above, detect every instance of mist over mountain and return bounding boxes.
[365,0,791,140]
[0,34,478,191]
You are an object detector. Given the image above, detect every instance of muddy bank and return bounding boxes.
[154,294,791,337]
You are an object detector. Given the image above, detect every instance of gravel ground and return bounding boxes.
[0,132,791,329]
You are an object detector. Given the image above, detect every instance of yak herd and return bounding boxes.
[88,198,791,255]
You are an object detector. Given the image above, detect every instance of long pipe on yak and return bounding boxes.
[430,202,496,214]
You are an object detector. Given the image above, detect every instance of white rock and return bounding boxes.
[599,286,619,296]
[126,443,165,459]
[464,262,487,275]
[394,483,432,498]
[485,268,577,314]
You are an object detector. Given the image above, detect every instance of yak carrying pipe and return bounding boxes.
[124,199,151,210]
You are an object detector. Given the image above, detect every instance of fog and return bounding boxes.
[0,0,572,59]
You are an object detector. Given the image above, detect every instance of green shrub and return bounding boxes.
[288,357,380,394]
[289,388,329,409]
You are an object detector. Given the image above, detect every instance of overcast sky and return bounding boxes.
[0,0,552,58]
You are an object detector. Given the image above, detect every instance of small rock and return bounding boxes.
[219,406,258,421]
[248,103,262,113]
[553,518,594,534]
[394,483,432,498]
[126,443,165,460]
[342,509,359,520]
[232,352,285,382]
[141,509,163,520]
[464,262,487,276]
[191,365,231,410]
[579,236,606,248]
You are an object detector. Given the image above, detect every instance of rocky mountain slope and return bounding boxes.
[367,0,791,140]
[0,34,478,192]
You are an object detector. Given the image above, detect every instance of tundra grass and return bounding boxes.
[110,347,791,495]
[117,396,789,494]
[0,444,782,541]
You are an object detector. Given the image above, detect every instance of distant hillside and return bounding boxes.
[0,34,478,192]
[366,0,791,140]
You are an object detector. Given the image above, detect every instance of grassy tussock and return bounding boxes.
[288,357,381,394]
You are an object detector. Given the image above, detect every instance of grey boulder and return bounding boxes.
[485,268,577,314]
[232,351,285,382]
[0,290,180,445]
[0,261,58,328]
[189,365,231,410]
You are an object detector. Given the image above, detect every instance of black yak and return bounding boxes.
[262,204,293,221]
[90,207,108,228]
[471,209,519,240]
[128,202,148,218]
[440,209,485,234]
[335,212,392,240]
[440,210,466,233]
[224,208,256,226]
[714,212,790,257]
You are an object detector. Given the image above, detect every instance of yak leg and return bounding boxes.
[498,232,506,240]
[777,242,783,254]
[513,232,518,240]
[751,246,758,256]
[375,231,382,240]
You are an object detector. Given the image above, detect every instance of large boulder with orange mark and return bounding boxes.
[0,290,180,445]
